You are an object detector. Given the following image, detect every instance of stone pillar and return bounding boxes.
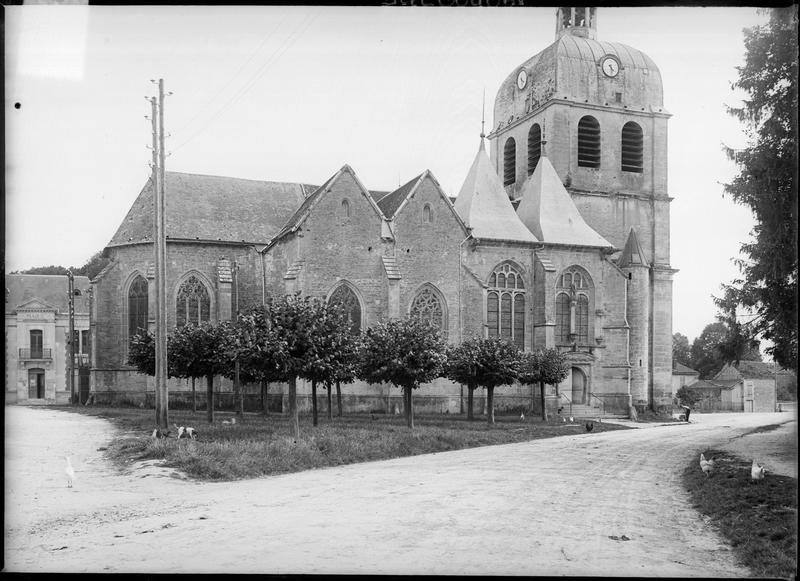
[217,258,233,322]
[625,263,650,409]
[650,266,676,412]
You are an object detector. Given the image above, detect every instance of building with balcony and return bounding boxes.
[5,274,91,404]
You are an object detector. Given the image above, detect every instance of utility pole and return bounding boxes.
[67,270,75,405]
[234,261,243,417]
[150,79,169,430]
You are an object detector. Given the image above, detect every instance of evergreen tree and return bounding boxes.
[716,6,798,372]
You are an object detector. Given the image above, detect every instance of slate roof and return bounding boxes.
[107,172,315,248]
[516,156,613,249]
[672,363,699,375]
[453,140,537,244]
[5,274,91,315]
[715,361,782,381]
[376,175,421,219]
[618,228,649,268]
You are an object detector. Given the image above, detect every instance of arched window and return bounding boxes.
[409,285,446,336]
[503,137,516,186]
[329,283,362,334]
[487,263,525,349]
[621,121,644,173]
[577,116,601,168]
[422,203,433,224]
[528,123,542,175]
[341,198,351,218]
[128,275,148,342]
[176,275,211,327]
[555,266,593,344]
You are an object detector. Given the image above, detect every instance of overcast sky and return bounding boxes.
[4,6,767,345]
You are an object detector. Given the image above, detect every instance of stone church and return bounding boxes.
[90,7,675,416]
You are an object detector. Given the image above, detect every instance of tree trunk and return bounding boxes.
[288,376,300,439]
[237,363,244,417]
[326,381,333,420]
[540,381,548,422]
[406,386,415,429]
[336,380,342,417]
[311,379,318,427]
[191,377,196,413]
[487,386,495,425]
[467,381,476,421]
[260,379,265,414]
[529,382,535,414]
[206,375,214,424]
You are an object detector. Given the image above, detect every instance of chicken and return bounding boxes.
[64,456,75,488]
[151,428,169,439]
[222,417,237,425]
[519,412,525,422]
[699,453,715,478]
[751,459,766,482]
[585,421,594,432]
[569,416,574,423]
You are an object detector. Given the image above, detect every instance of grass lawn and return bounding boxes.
[683,448,798,579]
[54,405,628,481]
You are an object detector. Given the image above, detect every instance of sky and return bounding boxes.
[4,5,769,345]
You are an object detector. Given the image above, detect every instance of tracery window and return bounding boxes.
[128,275,148,343]
[528,123,542,175]
[487,263,525,349]
[410,285,446,336]
[176,275,211,327]
[503,137,516,186]
[555,266,592,344]
[329,283,362,334]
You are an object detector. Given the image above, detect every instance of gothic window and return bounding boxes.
[422,203,433,224]
[409,285,446,336]
[528,124,542,175]
[127,275,148,342]
[176,275,211,327]
[503,137,516,186]
[487,263,525,349]
[578,116,601,168]
[621,121,644,173]
[341,198,351,218]
[329,283,362,334]
[555,266,593,344]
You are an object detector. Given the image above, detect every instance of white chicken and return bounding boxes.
[699,453,715,478]
[64,456,75,488]
[520,412,525,422]
[751,459,766,482]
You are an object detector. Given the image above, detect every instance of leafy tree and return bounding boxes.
[127,331,157,377]
[444,336,520,423]
[13,250,111,280]
[717,6,798,373]
[690,322,762,379]
[357,317,446,429]
[675,385,701,409]
[672,333,692,368]
[518,348,569,422]
[170,322,229,424]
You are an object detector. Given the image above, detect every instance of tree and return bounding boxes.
[127,331,157,377]
[691,322,762,379]
[675,385,701,409]
[518,348,569,422]
[171,322,229,424]
[444,336,520,423]
[672,333,692,368]
[717,6,798,373]
[357,318,446,429]
[13,250,111,280]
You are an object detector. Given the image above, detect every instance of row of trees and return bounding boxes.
[673,321,762,380]
[128,293,569,436]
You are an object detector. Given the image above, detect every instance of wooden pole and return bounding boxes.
[155,79,169,430]
[67,271,75,405]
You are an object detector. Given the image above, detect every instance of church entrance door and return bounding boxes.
[571,367,586,405]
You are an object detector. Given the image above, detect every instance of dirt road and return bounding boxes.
[4,406,796,575]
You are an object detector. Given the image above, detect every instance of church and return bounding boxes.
[90,7,676,417]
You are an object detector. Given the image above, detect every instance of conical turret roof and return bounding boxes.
[453,140,538,243]
[617,228,649,267]
[516,157,612,249]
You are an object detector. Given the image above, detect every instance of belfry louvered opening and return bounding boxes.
[577,116,601,168]
[503,138,516,186]
[621,121,644,173]
[528,124,541,175]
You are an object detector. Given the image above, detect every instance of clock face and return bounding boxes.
[516,69,528,90]
[601,57,619,78]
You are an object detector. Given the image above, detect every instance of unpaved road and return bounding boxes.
[4,406,797,575]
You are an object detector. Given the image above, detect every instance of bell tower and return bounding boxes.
[555,7,597,39]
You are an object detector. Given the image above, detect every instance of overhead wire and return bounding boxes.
[171,11,318,154]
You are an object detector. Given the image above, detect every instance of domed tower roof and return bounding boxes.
[492,8,665,131]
